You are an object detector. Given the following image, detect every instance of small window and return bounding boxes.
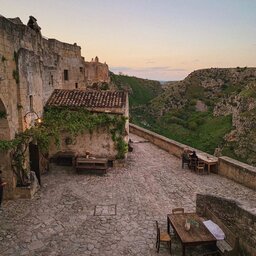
[75,83,78,89]
[79,67,83,73]
[29,95,33,111]
[64,70,69,81]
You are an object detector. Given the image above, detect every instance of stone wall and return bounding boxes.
[85,58,110,86]
[0,15,110,137]
[218,156,256,190]
[0,151,15,199]
[129,123,185,158]
[130,123,256,190]
[49,128,117,160]
[196,193,256,256]
[0,15,110,199]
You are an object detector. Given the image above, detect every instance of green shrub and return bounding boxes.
[188,121,197,130]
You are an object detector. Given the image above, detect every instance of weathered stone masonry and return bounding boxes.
[0,15,110,199]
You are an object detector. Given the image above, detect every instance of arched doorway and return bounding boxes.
[29,142,41,185]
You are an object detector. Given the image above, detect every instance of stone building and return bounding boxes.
[84,56,109,86]
[0,15,118,200]
[46,89,129,159]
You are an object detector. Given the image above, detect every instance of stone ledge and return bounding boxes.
[14,176,40,199]
[196,193,256,256]
[219,156,256,173]
[130,123,256,190]
[129,123,215,158]
[219,156,256,190]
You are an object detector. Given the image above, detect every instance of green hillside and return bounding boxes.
[111,68,256,165]
[110,72,162,106]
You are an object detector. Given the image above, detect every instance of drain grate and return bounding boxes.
[94,204,117,216]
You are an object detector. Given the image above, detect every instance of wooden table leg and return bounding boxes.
[167,216,170,234]
[182,244,186,256]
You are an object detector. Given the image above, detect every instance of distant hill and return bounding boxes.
[109,72,163,124]
[110,72,162,105]
[111,68,256,166]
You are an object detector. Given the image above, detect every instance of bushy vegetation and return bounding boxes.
[110,72,162,106]
[135,108,232,154]
[111,68,256,163]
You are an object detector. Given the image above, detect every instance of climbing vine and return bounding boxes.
[43,107,128,158]
[0,107,128,186]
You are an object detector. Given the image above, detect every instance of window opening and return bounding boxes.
[64,69,69,81]
[29,95,33,111]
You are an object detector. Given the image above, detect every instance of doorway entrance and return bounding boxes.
[29,142,41,185]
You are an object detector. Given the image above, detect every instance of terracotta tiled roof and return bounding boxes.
[46,89,126,113]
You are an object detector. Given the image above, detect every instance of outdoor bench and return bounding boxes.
[203,207,239,256]
[75,156,108,174]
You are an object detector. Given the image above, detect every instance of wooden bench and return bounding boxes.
[75,156,108,174]
[203,207,239,256]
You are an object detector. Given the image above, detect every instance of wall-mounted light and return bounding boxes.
[24,111,42,126]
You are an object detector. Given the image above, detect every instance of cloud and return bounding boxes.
[145,58,156,64]
[110,66,189,81]
[110,66,187,73]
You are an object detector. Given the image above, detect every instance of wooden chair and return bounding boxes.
[196,160,205,175]
[189,157,197,171]
[155,221,171,254]
[182,153,190,169]
[169,208,185,235]
[172,207,185,214]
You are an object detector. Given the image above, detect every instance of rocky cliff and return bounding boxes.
[121,67,256,165]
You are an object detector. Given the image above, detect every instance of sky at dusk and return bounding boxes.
[1,0,256,81]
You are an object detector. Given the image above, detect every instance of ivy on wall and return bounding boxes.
[0,107,128,186]
[43,107,128,158]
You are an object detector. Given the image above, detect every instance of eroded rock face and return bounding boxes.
[195,100,208,112]
[213,80,256,163]
[145,68,256,165]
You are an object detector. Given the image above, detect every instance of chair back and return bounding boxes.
[172,207,185,214]
[197,161,205,168]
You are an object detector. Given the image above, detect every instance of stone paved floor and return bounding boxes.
[0,134,255,256]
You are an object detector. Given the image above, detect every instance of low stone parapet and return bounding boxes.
[196,193,256,256]
[218,156,256,190]
[14,172,40,199]
[129,123,185,158]
[130,123,256,190]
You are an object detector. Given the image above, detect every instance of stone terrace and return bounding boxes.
[0,134,255,256]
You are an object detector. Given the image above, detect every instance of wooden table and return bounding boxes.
[167,213,216,256]
[197,153,218,174]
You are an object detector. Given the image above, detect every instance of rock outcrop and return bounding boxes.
[141,67,256,165]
